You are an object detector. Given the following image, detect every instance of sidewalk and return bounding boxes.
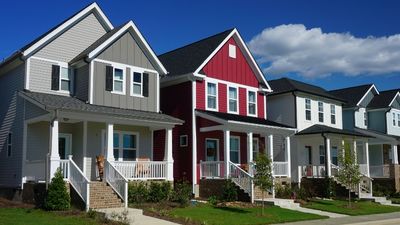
[96,208,179,225]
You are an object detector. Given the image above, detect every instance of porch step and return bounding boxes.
[369,196,398,206]
[89,181,124,209]
[253,186,273,200]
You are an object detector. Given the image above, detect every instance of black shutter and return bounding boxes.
[105,65,113,91]
[143,73,149,97]
[51,65,60,90]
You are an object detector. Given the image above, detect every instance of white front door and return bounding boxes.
[59,133,72,159]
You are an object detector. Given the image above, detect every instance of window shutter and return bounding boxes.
[143,73,149,97]
[105,65,113,91]
[51,65,60,90]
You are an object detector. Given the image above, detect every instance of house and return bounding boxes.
[267,78,373,197]
[158,29,296,201]
[330,85,400,191]
[0,3,182,210]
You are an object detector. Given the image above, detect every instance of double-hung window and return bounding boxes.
[248,91,257,116]
[113,132,138,161]
[7,133,12,157]
[207,82,217,110]
[305,99,311,121]
[60,67,73,92]
[319,145,325,164]
[393,113,396,126]
[318,102,324,123]
[113,68,125,94]
[230,136,240,164]
[132,72,142,96]
[330,104,336,124]
[398,114,400,127]
[228,86,238,113]
[364,112,368,127]
[252,138,259,160]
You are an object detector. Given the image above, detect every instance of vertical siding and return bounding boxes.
[218,83,227,113]
[239,87,246,116]
[75,64,89,101]
[258,93,265,118]
[153,130,165,161]
[196,80,205,110]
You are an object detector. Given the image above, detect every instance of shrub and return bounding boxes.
[128,182,149,204]
[373,183,393,197]
[148,181,171,202]
[172,180,192,206]
[208,195,219,207]
[44,168,70,210]
[221,180,237,202]
[275,183,292,199]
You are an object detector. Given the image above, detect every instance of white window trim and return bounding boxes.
[205,138,219,161]
[111,66,126,95]
[252,137,259,158]
[393,113,397,127]
[7,132,12,158]
[318,101,324,123]
[130,70,144,97]
[247,90,257,117]
[364,112,368,127]
[230,136,241,164]
[229,44,236,58]
[59,66,74,94]
[103,130,139,162]
[305,98,311,121]
[180,135,188,147]
[330,104,336,124]
[227,85,239,114]
[204,77,258,93]
[206,81,219,111]
[397,114,400,127]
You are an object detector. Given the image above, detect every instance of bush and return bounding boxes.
[221,180,237,202]
[275,183,292,199]
[373,183,393,197]
[172,180,192,206]
[148,181,171,202]
[128,182,149,204]
[208,195,219,207]
[44,168,70,210]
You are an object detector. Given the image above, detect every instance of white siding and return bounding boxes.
[387,108,400,136]
[355,107,367,129]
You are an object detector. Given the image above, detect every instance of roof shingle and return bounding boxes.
[329,84,374,107]
[367,89,400,109]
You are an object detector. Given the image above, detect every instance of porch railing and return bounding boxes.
[200,161,225,178]
[112,161,167,180]
[299,165,326,178]
[358,164,368,176]
[57,159,70,179]
[68,157,90,210]
[273,162,289,176]
[105,160,128,208]
[229,161,253,202]
[369,165,391,178]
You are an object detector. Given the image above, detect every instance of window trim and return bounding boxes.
[247,90,257,117]
[228,44,236,58]
[319,145,325,165]
[59,66,73,93]
[364,112,368,127]
[393,113,396,127]
[230,136,241,164]
[130,70,144,97]
[330,104,336,124]
[318,101,324,123]
[227,85,239,114]
[206,81,218,111]
[112,130,139,162]
[179,135,188,147]
[111,66,126,95]
[305,99,311,121]
[7,132,12,157]
[397,114,400,127]
[252,137,259,159]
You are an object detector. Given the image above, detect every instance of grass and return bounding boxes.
[168,203,327,225]
[303,199,400,216]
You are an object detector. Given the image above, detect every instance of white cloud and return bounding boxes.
[248,24,400,78]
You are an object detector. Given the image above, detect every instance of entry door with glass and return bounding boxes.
[206,139,219,161]
[59,134,72,159]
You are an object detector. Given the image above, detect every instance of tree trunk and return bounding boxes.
[348,189,351,207]
[262,190,265,216]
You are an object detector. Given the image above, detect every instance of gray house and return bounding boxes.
[0,3,182,209]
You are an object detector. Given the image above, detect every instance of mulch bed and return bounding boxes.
[0,198,35,209]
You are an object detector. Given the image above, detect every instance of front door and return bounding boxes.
[59,134,72,159]
[205,139,219,161]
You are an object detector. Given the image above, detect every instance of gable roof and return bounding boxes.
[367,89,400,109]
[268,78,345,102]
[296,124,371,138]
[158,28,271,91]
[329,84,377,108]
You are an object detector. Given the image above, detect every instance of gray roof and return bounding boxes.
[20,91,183,125]
[329,84,374,108]
[296,124,371,138]
[367,89,399,109]
[268,78,345,102]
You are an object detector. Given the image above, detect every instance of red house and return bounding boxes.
[158,29,295,201]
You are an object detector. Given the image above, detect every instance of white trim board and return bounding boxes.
[356,84,379,106]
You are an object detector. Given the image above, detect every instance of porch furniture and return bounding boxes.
[135,158,151,178]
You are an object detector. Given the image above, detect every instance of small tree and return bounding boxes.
[44,168,70,210]
[253,154,273,215]
[337,142,361,207]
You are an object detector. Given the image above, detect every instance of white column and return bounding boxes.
[326,137,331,176]
[49,120,60,179]
[247,132,253,175]
[365,140,370,177]
[353,140,358,164]
[268,134,275,198]
[224,130,231,178]
[106,123,114,161]
[392,144,399,165]
[164,128,174,181]
[285,136,291,178]
[82,121,87,176]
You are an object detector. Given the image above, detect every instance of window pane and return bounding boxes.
[306,110,311,120]
[319,112,324,122]
[114,80,123,92]
[330,105,335,114]
[133,72,141,83]
[113,149,119,160]
[133,84,141,95]
[60,68,69,80]
[123,134,136,148]
[7,133,11,144]
[331,115,336,124]
[230,138,239,151]
[230,152,239,164]
[207,83,216,95]
[318,102,323,112]
[114,69,123,80]
[61,80,70,91]
[229,87,237,99]
[249,104,256,115]
[248,91,256,103]
[123,150,136,160]
[208,96,216,109]
[229,100,237,112]
[113,133,119,148]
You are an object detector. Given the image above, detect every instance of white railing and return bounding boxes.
[299,165,326,178]
[105,160,128,208]
[358,164,368,176]
[52,159,69,179]
[112,161,167,180]
[273,162,289,176]
[369,165,391,178]
[200,161,225,178]
[229,162,253,198]
[67,156,90,210]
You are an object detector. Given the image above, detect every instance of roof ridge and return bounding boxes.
[329,83,373,92]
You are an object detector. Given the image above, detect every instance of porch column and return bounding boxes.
[392,144,399,165]
[285,136,291,177]
[164,128,174,181]
[49,119,60,179]
[105,123,114,161]
[353,139,358,164]
[365,140,370,177]
[326,137,331,177]
[247,132,253,175]
[268,134,275,198]
[224,130,231,178]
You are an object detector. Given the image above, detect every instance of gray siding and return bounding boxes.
[369,111,386,133]
[342,109,355,130]
[33,12,107,62]
[0,64,25,187]
[359,91,375,107]
[392,99,400,109]
[24,100,49,120]
[266,93,296,128]
[26,122,49,162]
[75,64,89,101]
[93,62,157,111]
[97,32,155,70]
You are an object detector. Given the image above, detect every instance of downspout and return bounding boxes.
[321,133,329,178]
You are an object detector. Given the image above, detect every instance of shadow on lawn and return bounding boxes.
[216,207,251,214]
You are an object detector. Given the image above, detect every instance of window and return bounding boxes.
[228,87,238,113]
[206,82,217,110]
[330,104,336,124]
[132,72,142,96]
[60,67,73,92]
[364,112,368,127]
[318,101,324,122]
[252,138,259,160]
[331,146,338,165]
[229,44,236,58]
[180,135,188,147]
[113,68,125,93]
[305,146,312,165]
[305,99,311,121]
[113,132,138,161]
[230,137,240,164]
[7,133,12,157]
[248,91,257,116]
[319,145,325,164]
[393,113,396,126]
[398,114,400,127]
[206,139,219,161]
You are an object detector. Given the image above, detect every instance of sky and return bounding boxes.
[1,0,399,91]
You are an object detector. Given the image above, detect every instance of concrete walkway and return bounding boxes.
[285,205,347,218]
[96,208,179,225]
[275,212,400,225]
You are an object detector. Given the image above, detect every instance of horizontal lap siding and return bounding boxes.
[75,64,89,102]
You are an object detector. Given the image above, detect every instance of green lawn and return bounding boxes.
[0,208,101,225]
[169,204,327,225]
[303,199,400,216]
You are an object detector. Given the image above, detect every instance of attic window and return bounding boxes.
[229,44,236,58]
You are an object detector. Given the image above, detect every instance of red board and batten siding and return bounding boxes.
[218,83,227,113]
[258,93,265,119]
